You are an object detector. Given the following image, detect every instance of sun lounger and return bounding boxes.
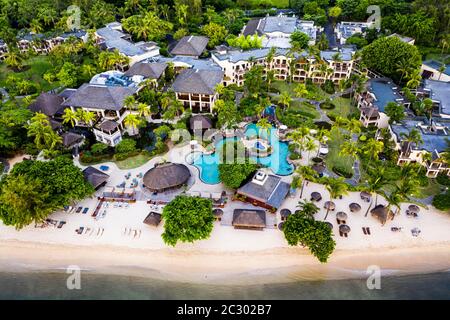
[362,227,367,235]
[82,207,89,214]
[76,206,83,213]
[366,227,371,235]
[57,221,66,229]
[76,227,84,234]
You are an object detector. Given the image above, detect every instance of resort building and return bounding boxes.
[95,22,160,66]
[232,209,267,230]
[172,68,224,113]
[170,35,209,58]
[123,61,167,87]
[0,39,8,60]
[142,162,191,192]
[61,83,137,146]
[387,33,415,45]
[241,14,320,48]
[211,46,354,87]
[17,33,50,54]
[390,119,450,177]
[61,131,85,151]
[421,60,450,82]
[334,21,375,45]
[417,80,450,119]
[235,170,290,212]
[359,106,381,127]
[28,92,67,131]
[45,30,88,50]
[82,166,110,190]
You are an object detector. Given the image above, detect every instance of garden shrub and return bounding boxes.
[436,173,450,187]
[332,165,353,178]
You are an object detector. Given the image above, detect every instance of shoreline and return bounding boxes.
[1,239,450,285]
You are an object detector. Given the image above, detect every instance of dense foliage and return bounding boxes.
[161,195,214,246]
[0,157,94,229]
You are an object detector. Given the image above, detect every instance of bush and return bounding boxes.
[91,143,109,155]
[321,80,335,94]
[436,173,450,187]
[288,144,297,152]
[320,101,335,110]
[332,165,353,178]
[289,152,301,160]
[115,139,137,154]
[432,192,450,211]
[114,150,140,161]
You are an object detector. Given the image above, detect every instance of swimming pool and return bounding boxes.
[192,123,294,184]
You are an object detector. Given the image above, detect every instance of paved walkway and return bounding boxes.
[0,88,9,103]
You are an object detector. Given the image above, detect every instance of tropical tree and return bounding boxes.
[396,58,411,84]
[279,91,292,110]
[363,165,390,216]
[400,128,423,147]
[62,108,78,127]
[362,138,384,160]
[406,69,422,89]
[296,199,319,220]
[296,165,317,198]
[137,103,152,119]
[256,118,272,138]
[27,113,56,150]
[3,50,23,70]
[385,102,405,123]
[323,177,348,220]
[290,31,309,50]
[124,113,141,135]
[340,140,360,165]
[294,83,308,98]
[304,138,317,163]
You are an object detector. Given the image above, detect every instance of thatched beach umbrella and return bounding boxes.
[360,191,371,202]
[143,212,162,227]
[370,204,394,225]
[213,208,224,219]
[408,204,420,213]
[143,162,191,192]
[325,222,333,230]
[349,202,361,212]
[312,164,326,175]
[324,201,336,211]
[339,224,351,234]
[280,208,292,221]
[310,192,322,202]
[336,211,348,224]
[278,222,285,231]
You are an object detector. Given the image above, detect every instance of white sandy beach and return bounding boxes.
[2,144,450,284]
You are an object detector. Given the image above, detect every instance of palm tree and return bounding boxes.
[124,95,136,110]
[279,91,292,110]
[406,69,422,89]
[266,46,276,69]
[304,138,317,163]
[266,70,275,92]
[346,118,362,134]
[256,118,272,139]
[340,140,359,166]
[400,128,423,148]
[364,165,390,216]
[62,108,78,127]
[323,177,348,220]
[438,64,446,81]
[124,114,141,136]
[385,190,402,219]
[27,113,54,150]
[4,50,23,70]
[396,58,411,84]
[137,103,152,119]
[315,128,329,156]
[294,83,308,98]
[296,200,319,220]
[296,165,317,198]
[420,151,432,173]
[288,126,310,153]
[362,138,384,160]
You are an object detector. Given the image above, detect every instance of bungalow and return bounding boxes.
[95,22,160,66]
[359,107,380,128]
[170,35,209,58]
[421,61,450,83]
[17,33,50,54]
[417,80,450,119]
[235,170,290,212]
[46,29,88,50]
[123,61,167,87]
[82,166,110,190]
[0,39,8,60]
[232,209,267,230]
[390,119,450,177]
[172,68,224,113]
[61,83,137,146]
[28,92,67,132]
[334,21,375,45]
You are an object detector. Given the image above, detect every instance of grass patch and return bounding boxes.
[0,55,60,92]
[114,152,154,170]
[249,0,289,8]
[325,128,354,175]
[325,97,357,118]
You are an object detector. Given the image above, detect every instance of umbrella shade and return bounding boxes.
[339,224,351,234]
[213,208,224,217]
[280,208,292,218]
[336,211,348,221]
[278,222,285,231]
[324,201,336,210]
[325,222,333,230]
[408,204,420,213]
[349,202,361,212]
[312,164,326,174]
[360,191,371,200]
[310,192,322,201]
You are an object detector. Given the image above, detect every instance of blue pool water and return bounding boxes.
[193,124,294,184]
[369,80,403,112]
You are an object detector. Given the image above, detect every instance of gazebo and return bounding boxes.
[280,208,292,221]
[213,208,224,221]
[324,201,336,211]
[143,212,162,227]
[310,192,322,202]
[339,224,351,237]
[232,209,266,230]
[349,202,361,212]
[370,204,394,225]
[336,211,348,224]
[190,114,213,132]
[360,191,371,202]
[143,162,191,193]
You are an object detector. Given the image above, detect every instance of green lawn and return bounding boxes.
[325,128,354,175]
[250,0,289,8]
[0,55,60,92]
[271,80,332,101]
[114,153,155,170]
[324,97,357,118]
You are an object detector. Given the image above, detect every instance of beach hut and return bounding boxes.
[143,212,162,227]
[82,166,110,190]
[213,208,224,221]
[336,211,348,224]
[232,209,266,230]
[278,222,285,231]
[323,201,336,211]
[360,191,371,202]
[325,222,333,230]
[143,162,191,192]
[280,208,292,221]
[310,192,322,202]
[370,205,394,225]
[339,224,351,237]
[349,202,361,213]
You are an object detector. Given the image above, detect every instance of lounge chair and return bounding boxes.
[76,207,83,213]
[76,227,84,234]
[57,221,66,229]
[82,207,89,214]
[362,227,367,235]
[366,227,371,235]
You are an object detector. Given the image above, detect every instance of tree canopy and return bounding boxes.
[161,195,214,246]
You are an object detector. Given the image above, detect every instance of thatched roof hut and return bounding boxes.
[336,211,348,223]
[190,114,213,131]
[408,204,420,213]
[82,166,109,190]
[349,202,361,212]
[339,224,351,234]
[232,209,266,230]
[370,204,394,225]
[310,192,322,202]
[312,164,326,175]
[324,201,336,211]
[143,212,162,226]
[280,208,291,220]
[143,162,191,192]
[360,191,371,202]
[213,208,224,221]
[278,222,285,231]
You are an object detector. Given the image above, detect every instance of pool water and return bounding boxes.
[193,124,294,184]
